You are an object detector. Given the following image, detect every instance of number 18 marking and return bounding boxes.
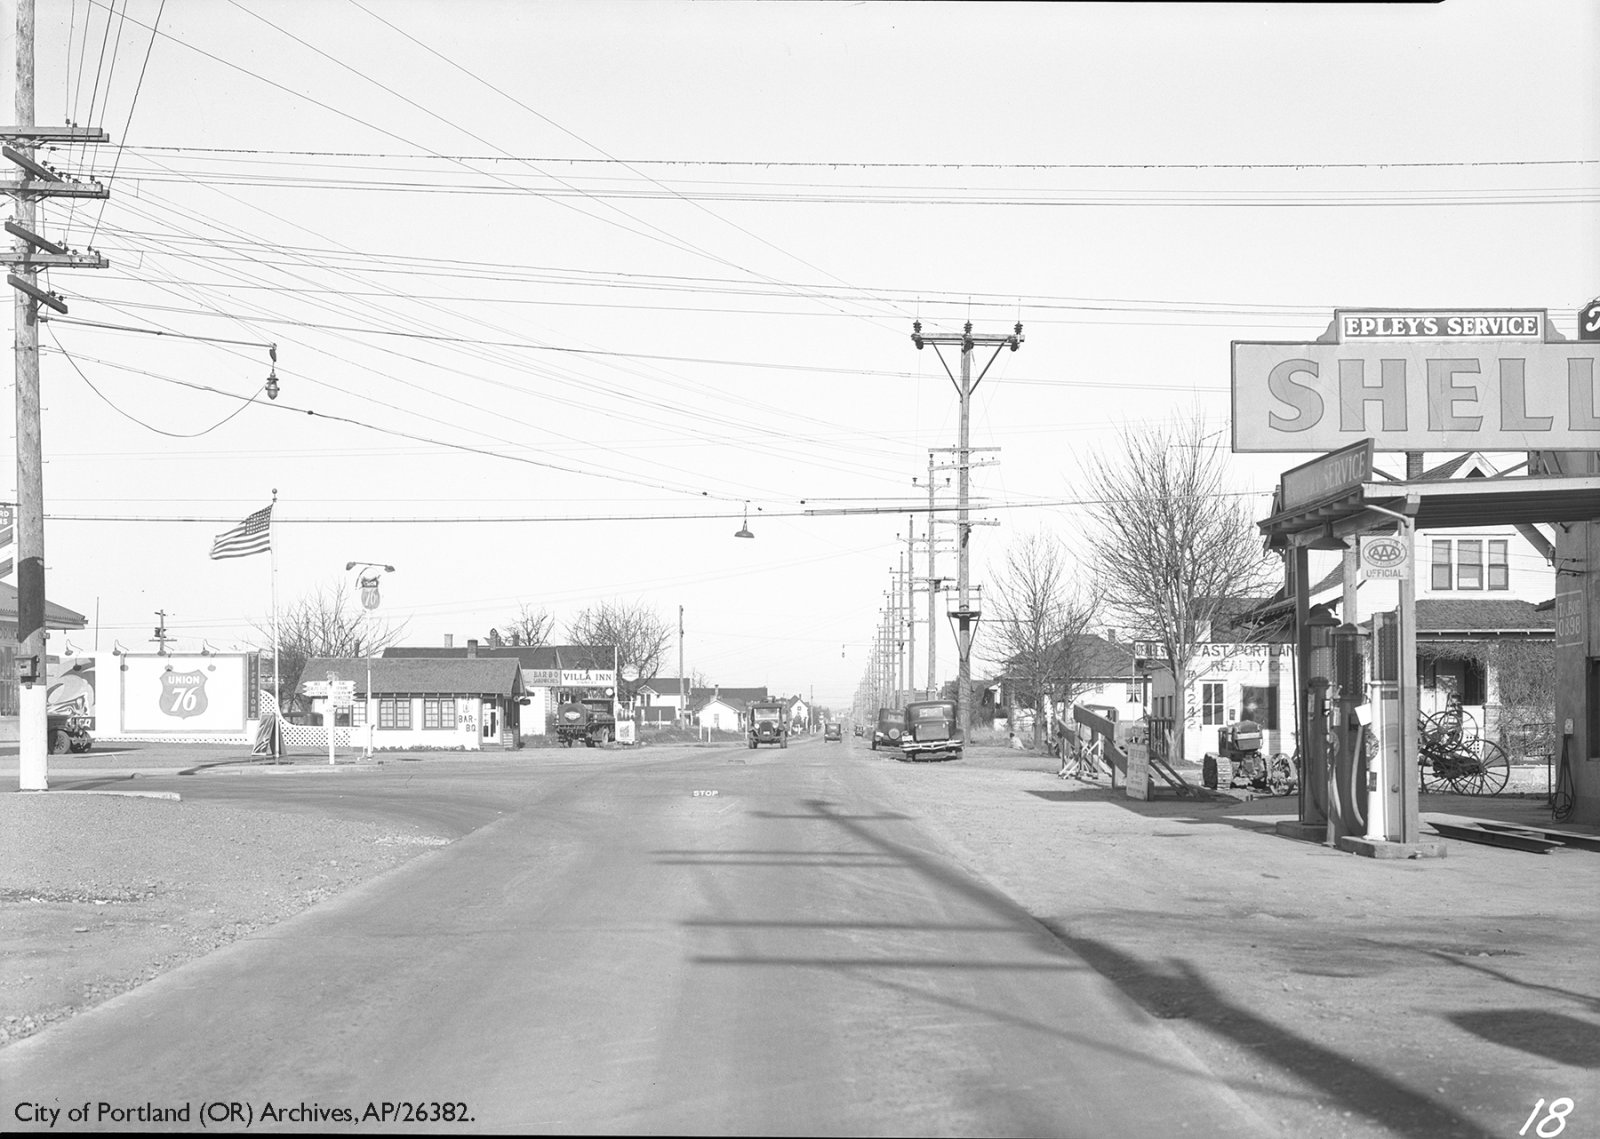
[1520,1097,1575,1137]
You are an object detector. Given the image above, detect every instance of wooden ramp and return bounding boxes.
[1070,705,1198,798]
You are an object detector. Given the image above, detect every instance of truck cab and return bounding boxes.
[747,701,788,749]
[555,694,617,747]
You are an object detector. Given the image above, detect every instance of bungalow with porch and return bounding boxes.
[300,655,526,751]
[687,686,769,732]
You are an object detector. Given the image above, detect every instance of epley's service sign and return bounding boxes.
[1232,309,1600,452]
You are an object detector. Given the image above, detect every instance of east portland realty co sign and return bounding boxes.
[1232,309,1600,452]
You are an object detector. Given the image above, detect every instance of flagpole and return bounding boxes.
[271,487,280,756]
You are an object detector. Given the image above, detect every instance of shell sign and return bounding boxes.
[1232,309,1600,452]
[1360,535,1411,581]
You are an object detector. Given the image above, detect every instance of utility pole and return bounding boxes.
[889,564,908,705]
[904,520,916,700]
[917,452,972,701]
[913,320,1023,737]
[6,0,110,790]
[151,611,173,654]
[677,604,685,725]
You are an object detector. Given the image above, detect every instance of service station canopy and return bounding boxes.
[1239,309,1600,548]
[1259,462,1600,550]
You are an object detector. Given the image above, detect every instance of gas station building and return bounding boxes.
[1235,307,1600,842]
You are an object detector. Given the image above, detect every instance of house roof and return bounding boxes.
[382,643,617,671]
[1038,634,1139,678]
[0,581,89,630]
[685,686,768,712]
[1414,598,1554,635]
[639,676,691,693]
[300,656,525,696]
[1416,453,1478,481]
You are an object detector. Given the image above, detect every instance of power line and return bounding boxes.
[43,489,1271,525]
[48,323,265,438]
[88,0,167,244]
[123,145,1600,171]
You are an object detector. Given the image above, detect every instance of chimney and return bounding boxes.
[467,639,479,658]
[444,633,454,648]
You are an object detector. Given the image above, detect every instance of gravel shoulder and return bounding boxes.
[869,741,1598,1139]
[0,752,457,1047]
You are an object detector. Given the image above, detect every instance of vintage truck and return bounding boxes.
[747,700,788,749]
[554,697,617,747]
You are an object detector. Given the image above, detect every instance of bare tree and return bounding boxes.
[498,603,554,648]
[255,580,407,710]
[983,530,1102,747]
[565,599,673,703]
[1082,418,1275,763]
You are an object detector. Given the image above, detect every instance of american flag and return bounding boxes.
[210,504,273,560]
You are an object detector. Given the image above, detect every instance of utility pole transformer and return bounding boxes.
[913,320,1022,738]
[5,0,110,790]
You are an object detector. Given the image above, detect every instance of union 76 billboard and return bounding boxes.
[120,653,250,733]
[1232,309,1600,452]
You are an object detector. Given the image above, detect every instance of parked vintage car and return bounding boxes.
[899,699,962,762]
[870,707,903,751]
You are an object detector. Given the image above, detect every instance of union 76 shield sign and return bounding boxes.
[160,668,211,719]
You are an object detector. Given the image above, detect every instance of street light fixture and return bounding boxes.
[734,501,755,539]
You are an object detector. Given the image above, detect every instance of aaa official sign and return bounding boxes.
[1232,309,1600,452]
[1360,535,1412,581]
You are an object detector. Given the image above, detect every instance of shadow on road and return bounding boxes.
[682,795,1500,1139]
[1445,1009,1600,1068]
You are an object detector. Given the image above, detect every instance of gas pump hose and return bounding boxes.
[1552,735,1575,823]
[1339,726,1367,836]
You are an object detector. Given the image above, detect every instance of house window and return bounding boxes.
[1488,540,1509,590]
[1457,540,1483,590]
[1239,685,1278,730]
[422,697,453,730]
[350,701,366,728]
[1201,682,1225,726]
[378,698,411,730]
[1431,541,1452,590]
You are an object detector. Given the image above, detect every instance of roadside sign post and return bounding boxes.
[304,673,357,764]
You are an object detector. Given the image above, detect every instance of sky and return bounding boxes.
[2,0,1596,713]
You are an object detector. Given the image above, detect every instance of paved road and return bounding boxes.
[3,739,1266,1134]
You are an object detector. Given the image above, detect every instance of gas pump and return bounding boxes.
[1302,609,1337,831]
[1366,611,1403,841]
[1329,622,1369,839]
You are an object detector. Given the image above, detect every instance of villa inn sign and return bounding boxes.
[1232,309,1600,452]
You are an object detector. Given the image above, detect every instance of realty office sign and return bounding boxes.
[1232,309,1600,452]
